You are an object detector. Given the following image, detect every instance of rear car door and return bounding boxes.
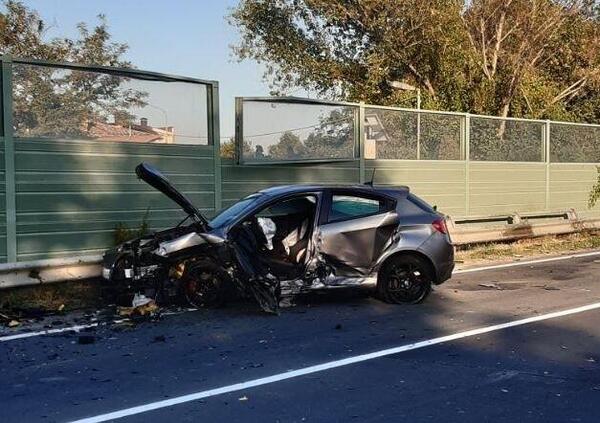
[316,190,399,275]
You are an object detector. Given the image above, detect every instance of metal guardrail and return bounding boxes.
[452,210,577,226]
[0,255,102,290]
[449,209,599,245]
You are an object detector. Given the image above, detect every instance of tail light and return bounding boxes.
[432,218,448,234]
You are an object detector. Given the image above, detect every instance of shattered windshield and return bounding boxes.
[209,193,263,228]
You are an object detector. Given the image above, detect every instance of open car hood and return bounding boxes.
[135,162,208,227]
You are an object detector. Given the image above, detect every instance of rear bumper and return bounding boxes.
[436,258,455,284]
[419,233,455,284]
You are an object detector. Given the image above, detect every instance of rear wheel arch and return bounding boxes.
[376,251,436,304]
[377,250,437,284]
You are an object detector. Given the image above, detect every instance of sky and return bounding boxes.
[16,0,273,138]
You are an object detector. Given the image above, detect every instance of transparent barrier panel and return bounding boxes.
[240,100,356,163]
[550,123,600,163]
[420,113,462,160]
[364,108,417,159]
[470,117,544,162]
[13,63,209,144]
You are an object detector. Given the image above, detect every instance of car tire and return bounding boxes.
[377,254,433,304]
[181,259,228,308]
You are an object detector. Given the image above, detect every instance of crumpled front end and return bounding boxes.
[101,225,225,298]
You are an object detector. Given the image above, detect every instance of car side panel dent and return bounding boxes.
[371,224,433,274]
[317,211,399,272]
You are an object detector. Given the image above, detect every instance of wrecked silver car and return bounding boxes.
[102,163,454,313]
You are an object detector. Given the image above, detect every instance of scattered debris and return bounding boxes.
[478,283,503,290]
[532,284,560,291]
[132,293,153,308]
[238,396,248,401]
[117,294,159,317]
[7,319,20,328]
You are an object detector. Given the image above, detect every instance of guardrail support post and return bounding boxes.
[2,55,16,263]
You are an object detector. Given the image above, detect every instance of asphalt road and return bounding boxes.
[2,252,600,422]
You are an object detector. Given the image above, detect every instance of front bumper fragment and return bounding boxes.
[102,267,111,280]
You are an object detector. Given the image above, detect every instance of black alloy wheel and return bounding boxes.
[378,255,433,304]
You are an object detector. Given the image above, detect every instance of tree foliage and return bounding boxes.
[590,167,600,208]
[231,0,600,122]
[1,0,145,138]
[241,107,354,161]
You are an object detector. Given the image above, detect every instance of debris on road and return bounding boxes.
[117,294,159,317]
[532,284,561,291]
[478,283,503,290]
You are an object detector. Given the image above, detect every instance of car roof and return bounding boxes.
[257,184,410,198]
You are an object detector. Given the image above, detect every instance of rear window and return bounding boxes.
[329,194,387,223]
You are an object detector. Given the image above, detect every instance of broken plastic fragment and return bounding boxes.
[132,293,153,308]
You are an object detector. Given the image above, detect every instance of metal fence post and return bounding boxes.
[545,120,551,211]
[210,82,222,213]
[1,55,16,262]
[416,105,421,161]
[234,97,243,165]
[464,113,471,217]
[358,102,366,183]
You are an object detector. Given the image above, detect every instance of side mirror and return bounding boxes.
[433,205,438,211]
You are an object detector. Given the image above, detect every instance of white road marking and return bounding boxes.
[0,309,198,342]
[69,301,600,423]
[0,322,101,342]
[1,250,598,343]
[453,250,600,274]
[0,319,131,342]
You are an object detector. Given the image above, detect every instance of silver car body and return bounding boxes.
[102,163,454,313]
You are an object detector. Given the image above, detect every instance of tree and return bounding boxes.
[268,131,307,159]
[1,1,146,138]
[231,0,600,122]
[590,168,600,209]
[303,108,354,158]
[221,137,253,159]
